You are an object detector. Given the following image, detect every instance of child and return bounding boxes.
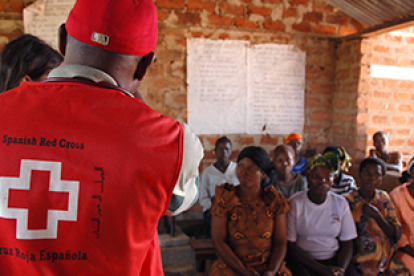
[272,144,307,198]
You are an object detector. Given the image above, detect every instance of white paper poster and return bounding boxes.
[187,39,249,134]
[187,39,305,135]
[247,44,305,134]
[24,0,75,50]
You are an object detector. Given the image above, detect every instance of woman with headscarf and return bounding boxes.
[323,146,355,195]
[287,148,357,276]
[390,157,414,275]
[344,158,408,275]
[210,146,290,276]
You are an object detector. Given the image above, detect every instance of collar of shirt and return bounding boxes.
[48,64,118,86]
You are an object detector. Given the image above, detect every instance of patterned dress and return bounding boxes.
[344,189,409,276]
[209,184,290,275]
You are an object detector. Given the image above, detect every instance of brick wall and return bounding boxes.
[359,29,414,165]
[0,0,366,172]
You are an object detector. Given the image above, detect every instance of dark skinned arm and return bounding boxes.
[362,203,395,239]
[262,212,288,276]
[336,240,353,270]
[287,242,334,276]
[399,245,414,258]
[211,215,259,276]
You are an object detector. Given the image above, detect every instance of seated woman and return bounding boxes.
[287,149,357,276]
[210,146,290,276]
[344,157,409,275]
[0,34,63,92]
[285,133,307,174]
[272,144,307,199]
[323,146,355,195]
[390,157,414,275]
[369,131,402,173]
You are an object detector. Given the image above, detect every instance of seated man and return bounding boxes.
[285,133,308,174]
[200,136,239,227]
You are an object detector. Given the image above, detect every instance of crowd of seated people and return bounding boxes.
[201,132,412,276]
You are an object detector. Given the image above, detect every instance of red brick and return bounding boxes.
[341,114,354,122]
[283,8,297,18]
[203,149,216,160]
[176,11,201,25]
[260,135,279,145]
[408,140,414,147]
[234,17,259,29]
[289,0,308,6]
[191,31,204,37]
[310,112,330,121]
[357,113,369,123]
[373,90,391,98]
[406,37,414,44]
[339,26,358,36]
[188,0,215,12]
[333,126,346,135]
[394,47,408,54]
[382,79,395,88]
[367,127,378,136]
[220,2,244,15]
[238,137,254,145]
[369,101,381,110]
[263,20,286,31]
[303,11,323,23]
[383,57,396,66]
[305,98,321,107]
[158,10,170,21]
[157,0,185,9]
[309,83,331,94]
[218,33,230,39]
[398,105,412,112]
[373,45,390,53]
[398,59,411,66]
[394,92,409,101]
[356,98,369,110]
[292,22,312,33]
[391,116,407,125]
[342,83,358,93]
[372,115,388,124]
[262,0,282,3]
[410,117,414,125]
[325,15,341,24]
[350,19,365,30]
[207,137,219,146]
[312,2,334,12]
[384,34,402,42]
[207,14,232,26]
[397,129,411,135]
[315,25,337,35]
[307,125,322,134]
[382,103,395,111]
[389,139,405,146]
[335,98,349,109]
[247,5,272,17]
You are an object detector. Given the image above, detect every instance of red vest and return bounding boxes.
[0,81,184,275]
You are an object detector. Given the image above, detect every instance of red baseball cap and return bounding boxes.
[65,0,158,56]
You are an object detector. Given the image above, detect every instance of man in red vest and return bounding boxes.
[0,0,203,275]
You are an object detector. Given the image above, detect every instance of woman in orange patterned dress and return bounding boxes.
[209,146,290,276]
[390,157,414,275]
[344,157,408,276]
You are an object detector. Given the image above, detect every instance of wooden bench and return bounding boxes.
[189,239,216,273]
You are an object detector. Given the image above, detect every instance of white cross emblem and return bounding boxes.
[0,160,79,240]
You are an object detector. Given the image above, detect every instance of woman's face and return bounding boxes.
[236,158,265,189]
[360,163,383,192]
[373,133,387,152]
[273,150,294,176]
[308,166,334,195]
